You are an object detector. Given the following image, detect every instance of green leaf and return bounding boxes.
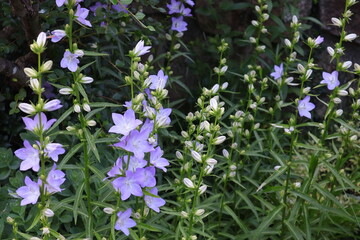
[73,182,85,224]
[26,211,41,231]
[120,0,133,4]
[48,107,73,133]
[223,205,249,233]
[76,82,89,102]
[333,118,360,134]
[78,61,96,72]
[284,220,305,240]
[136,222,162,232]
[135,12,145,20]
[256,166,288,192]
[58,143,83,169]
[84,128,100,161]
[83,50,109,56]
[252,205,284,237]
[89,102,121,108]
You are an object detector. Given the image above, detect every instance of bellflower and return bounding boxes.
[185,0,195,6]
[270,63,284,80]
[19,103,36,115]
[127,156,147,172]
[133,40,151,57]
[115,209,137,236]
[109,109,143,136]
[136,167,156,188]
[16,176,40,206]
[107,157,124,178]
[89,2,106,15]
[149,70,168,90]
[112,170,143,200]
[15,140,40,172]
[45,164,66,193]
[298,96,315,119]
[51,30,66,43]
[22,112,56,132]
[75,5,92,27]
[144,187,166,213]
[171,16,188,32]
[320,71,340,90]
[44,143,65,162]
[43,99,63,111]
[61,50,80,72]
[314,36,324,46]
[150,147,169,172]
[167,0,182,14]
[112,3,128,13]
[155,108,172,128]
[179,4,192,16]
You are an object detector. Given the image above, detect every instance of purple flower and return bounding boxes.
[155,108,172,128]
[112,170,143,200]
[320,71,340,90]
[109,109,143,136]
[115,209,136,236]
[127,156,147,172]
[113,129,154,159]
[314,36,324,46]
[51,30,66,43]
[270,63,284,80]
[149,70,168,90]
[144,187,166,213]
[75,5,92,27]
[136,167,156,188]
[298,96,315,119]
[150,147,169,172]
[43,82,56,99]
[167,0,182,14]
[45,143,65,162]
[179,4,192,16]
[133,40,151,57]
[16,176,40,206]
[56,0,66,7]
[45,164,66,194]
[15,140,40,172]
[43,99,63,111]
[171,16,188,32]
[22,112,56,132]
[89,2,106,15]
[107,157,124,178]
[61,50,80,72]
[185,0,195,6]
[112,3,128,13]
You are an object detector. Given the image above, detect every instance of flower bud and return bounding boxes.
[342,61,352,69]
[294,182,301,188]
[81,76,94,84]
[59,87,73,95]
[42,227,50,235]
[83,103,91,112]
[333,97,342,104]
[338,90,348,96]
[198,185,207,194]
[183,178,195,189]
[29,78,40,91]
[181,211,188,218]
[274,165,281,171]
[195,209,205,216]
[24,68,38,78]
[37,32,47,48]
[251,20,259,26]
[331,17,342,27]
[327,46,335,56]
[335,109,343,117]
[19,103,36,114]
[297,64,305,73]
[344,33,357,42]
[74,104,81,113]
[222,149,229,158]
[213,136,226,145]
[174,43,181,50]
[284,39,291,48]
[191,150,202,163]
[44,208,54,217]
[103,207,115,214]
[206,158,217,166]
[249,37,256,43]
[42,60,53,72]
[176,151,183,160]
[87,120,96,126]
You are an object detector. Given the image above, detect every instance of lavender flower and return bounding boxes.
[155,108,172,128]
[185,0,195,6]
[109,109,143,136]
[167,0,182,14]
[115,209,137,236]
[171,16,188,32]
[144,187,166,213]
[107,157,124,178]
[179,4,192,17]
[44,143,65,162]
[127,156,147,172]
[320,71,340,90]
[112,170,143,200]
[149,70,168,90]
[61,50,80,72]
[270,63,284,80]
[314,36,324,46]
[150,147,169,172]
[56,0,66,7]
[43,99,63,111]
[22,113,56,132]
[51,30,66,43]
[298,96,315,119]
[16,176,40,206]
[15,140,40,172]
[45,164,66,194]
[136,167,156,188]
[133,40,151,57]
[112,3,128,13]
[75,5,92,27]
[89,2,106,15]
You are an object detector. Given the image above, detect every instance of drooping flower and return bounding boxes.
[15,140,40,172]
[144,187,166,213]
[22,112,56,132]
[320,71,340,90]
[298,95,315,119]
[44,143,65,162]
[45,164,66,194]
[51,30,66,43]
[133,40,151,57]
[149,70,168,90]
[112,170,143,200]
[60,50,80,72]
[109,109,143,136]
[115,209,137,236]
[150,147,169,172]
[16,176,40,206]
[75,5,92,27]
[43,99,63,111]
[171,16,188,32]
[270,63,284,80]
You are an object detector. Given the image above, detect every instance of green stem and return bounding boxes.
[83,143,93,239]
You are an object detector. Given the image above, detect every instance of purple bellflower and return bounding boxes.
[314,36,324,46]
[112,170,143,200]
[75,5,92,27]
[45,164,66,193]
[127,156,147,172]
[298,96,315,119]
[107,157,124,178]
[22,112,56,132]
[44,143,65,162]
[155,108,172,128]
[56,0,66,7]
[89,2,106,15]
[171,16,188,32]
[149,70,168,90]
[16,176,40,206]
[144,187,166,213]
[167,0,182,14]
[51,30,66,43]
[136,167,156,188]
[115,208,137,236]
[43,99,63,111]
[185,0,195,6]
[15,140,40,172]
[270,63,284,80]
[133,40,151,57]
[320,71,340,90]
[179,4,192,16]
[150,147,169,172]
[61,50,80,72]
[109,109,143,136]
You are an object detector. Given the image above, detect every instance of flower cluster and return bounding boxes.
[167,0,194,33]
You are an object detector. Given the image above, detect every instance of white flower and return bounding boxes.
[331,17,342,27]
[24,68,38,78]
[183,178,195,189]
[37,32,47,48]
[191,150,202,163]
[44,208,54,217]
[344,33,357,41]
[198,185,207,194]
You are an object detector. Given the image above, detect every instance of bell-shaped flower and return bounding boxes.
[115,209,136,236]
[320,71,340,90]
[44,143,65,162]
[15,140,40,172]
[45,164,66,194]
[22,112,56,133]
[298,96,315,119]
[144,187,166,213]
[16,176,40,206]
[109,109,142,136]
